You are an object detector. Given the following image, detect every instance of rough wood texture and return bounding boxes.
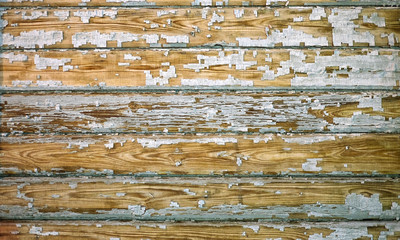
[1,221,399,239]
[2,48,399,88]
[2,8,399,49]
[1,92,399,134]
[0,177,399,221]
[1,0,400,7]
[1,134,399,176]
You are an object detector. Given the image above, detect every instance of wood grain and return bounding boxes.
[1,92,399,134]
[2,48,399,88]
[0,177,399,221]
[1,0,400,7]
[2,8,399,49]
[0,221,399,240]
[1,134,399,176]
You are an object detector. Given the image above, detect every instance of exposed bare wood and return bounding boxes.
[1,134,399,176]
[0,221,399,240]
[2,48,399,88]
[0,177,399,221]
[2,8,399,49]
[1,0,400,7]
[1,92,399,134]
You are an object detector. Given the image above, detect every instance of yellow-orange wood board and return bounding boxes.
[1,0,400,7]
[0,177,399,221]
[0,221,399,239]
[1,92,399,134]
[2,49,399,88]
[2,8,400,49]
[1,134,399,176]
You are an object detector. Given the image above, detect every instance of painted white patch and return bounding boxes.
[161,34,189,44]
[116,192,126,197]
[192,0,212,6]
[293,16,303,22]
[198,199,205,208]
[237,26,328,47]
[302,158,322,172]
[128,205,146,215]
[243,225,260,233]
[157,10,177,17]
[345,193,382,216]
[3,30,63,48]
[183,189,196,196]
[358,96,383,111]
[170,201,180,208]
[73,9,117,23]
[363,12,385,27]
[328,8,375,46]
[282,135,335,144]
[137,137,237,148]
[34,54,72,71]
[54,10,70,21]
[182,75,253,87]
[118,62,130,66]
[184,50,257,72]
[1,52,28,63]
[22,10,47,20]
[144,66,176,86]
[72,31,139,47]
[29,226,59,236]
[309,7,326,21]
[208,11,224,26]
[234,9,245,18]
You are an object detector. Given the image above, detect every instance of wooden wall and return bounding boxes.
[0,0,399,239]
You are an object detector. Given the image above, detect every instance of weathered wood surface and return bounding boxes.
[1,0,400,7]
[1,134,399,176]
[0,221,399,240]
[2,8,400,49]
[0,177,399,221]
[1,92,399,134]
[2,48,399,88]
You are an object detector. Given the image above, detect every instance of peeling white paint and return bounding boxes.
[123,54,141,60]
[29,226,59,236]
[34,54,72,71]
[302,158,323,172]
[21,10,47,20]
[157,10,176,17]
[328,8,375,46]
[54,10,70,21]
[161,34,189,44]
[234,9,244,18]
[198,200,205,208]
[1,52,28,63]
[73,9,118,23]
[363,12,385,27]
[181,75,253,87]
[243,225,260,233]
[237,26,328,47]
[184,50,256,72]
[137,137,237,148]
[309,7,326,20]
[282,135,335,144]
[144,66,176,86]
[72,31,139,47]
[192,0,212,6]
[170,201,180,208]
[128,205,146,215]
[3,30,63,48]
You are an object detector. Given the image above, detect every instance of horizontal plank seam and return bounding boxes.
[2,46,400,52]
[1,88,400,94]
[1,174,400,178]
[1,5,400,9]
[0,216,398,222]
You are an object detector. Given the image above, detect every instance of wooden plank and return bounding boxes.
[0,221,399,239]
[1,0,400,7]
[0,177,399,221]
[1,92,399,134]
[2,8,399,49]
[2,48,399,89]
[1,134,399,176]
